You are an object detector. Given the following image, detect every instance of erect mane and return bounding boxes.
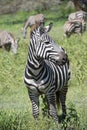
[30,22,42,38]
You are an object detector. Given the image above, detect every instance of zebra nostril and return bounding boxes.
[63,57,65,60]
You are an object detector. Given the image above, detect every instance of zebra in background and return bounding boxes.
[22,14,45,38]
[24,20,70,123]
[22,13,53,39]
[0,30,20,54]
[68,10,87,21]
[64,19,86,37]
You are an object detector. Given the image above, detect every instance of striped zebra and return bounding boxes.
[22,14,53,39]
[64,19,86,37]
[68,10,87,21]
[22,14,45,39]
[24,22,70,123]
[73,0,87,11]
[0,30,19,54]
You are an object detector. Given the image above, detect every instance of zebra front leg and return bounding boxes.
[59,87,68,120]
[28,90,40,120]
[46,93,59,124]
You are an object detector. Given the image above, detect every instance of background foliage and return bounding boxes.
[0,1,87,130]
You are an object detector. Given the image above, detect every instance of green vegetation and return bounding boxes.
[0,4,87,130]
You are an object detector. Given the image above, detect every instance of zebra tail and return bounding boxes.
[56,91,60,110]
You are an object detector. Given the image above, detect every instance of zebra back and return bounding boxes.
[68,10,87,21]
[22,14,45,38]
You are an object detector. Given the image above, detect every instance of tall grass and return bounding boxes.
[0,4,87,129]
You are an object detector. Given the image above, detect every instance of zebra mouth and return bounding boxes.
[49,54,68,65]
[50,58,66,66]
[56,60,66,66]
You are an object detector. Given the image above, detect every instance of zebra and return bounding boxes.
[0,30,19,54]
[73,0,87,11]
[24,22,70,123]
[22,14,45,38]
[68,10,87,21]
[64,19,86,37]
[22,14,53,39]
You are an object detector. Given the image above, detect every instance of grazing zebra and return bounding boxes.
[73,0,87,11]
[22,14,53,39]
[24,22,70,123]
[64,19,86,37]
[22,14,45,38]
[0,30,19,54]
[68,10,87,21]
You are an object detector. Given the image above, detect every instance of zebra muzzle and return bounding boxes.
[55,53,68,65]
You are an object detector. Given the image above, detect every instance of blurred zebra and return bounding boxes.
[22,14,45,38]
[73,0,87,11]
[0,30,19,54]
[68,10,87,21]
[64,19,86,37]
[24,22,70,123]
[22,14,53,39]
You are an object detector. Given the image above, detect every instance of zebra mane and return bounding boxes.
[30,23,45,38]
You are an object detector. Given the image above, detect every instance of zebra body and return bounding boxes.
[22,14,53,39]
[22,14,45,38]
[68,10,87,21]
[0,30,19,54]
[24,24,70,123]
[64,19,86,37]
[25,59,69,94]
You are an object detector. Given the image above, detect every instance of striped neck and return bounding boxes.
[27,28,44,76]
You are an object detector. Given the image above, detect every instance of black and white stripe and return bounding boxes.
[64,19,86,37]
[24,24,70,123]
[68,10,87,21]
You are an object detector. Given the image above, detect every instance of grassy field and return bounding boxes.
[0,5,87,130]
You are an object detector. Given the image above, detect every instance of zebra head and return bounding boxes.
[34,24,68,66]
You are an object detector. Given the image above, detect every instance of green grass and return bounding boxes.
[0,5,87,129]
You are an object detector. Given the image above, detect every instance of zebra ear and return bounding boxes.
[44,22,53,33]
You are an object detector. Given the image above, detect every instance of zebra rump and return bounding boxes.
[68,10,87,21]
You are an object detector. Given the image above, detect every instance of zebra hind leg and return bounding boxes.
[46,93,59,124]
[28,90,40,120]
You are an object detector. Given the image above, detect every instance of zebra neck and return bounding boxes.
[27,58,44,77]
